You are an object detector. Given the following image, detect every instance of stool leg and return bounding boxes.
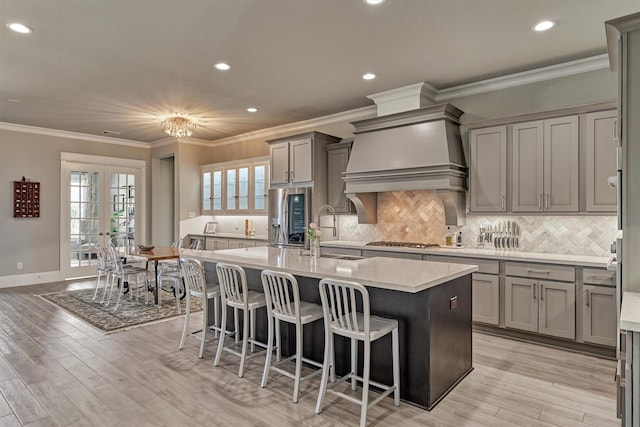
[261,311,275,388]
[360,340,371,427]
[315,330,333,414]
[293,321,303,403]
[250,309,255,353]
[199,293,208,359]
[92,271,103,301]
[351,338,358,391]
[214,303,228,367]
[238,307,249,378]
[234,308,240,344]
[179,293,191,350]
[392,328,400,406]
[275,319,281,362]
[213,297,220,338]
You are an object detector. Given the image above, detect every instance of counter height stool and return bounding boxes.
[260,270,324,403]
[315,278,400,427]
[179,258,221,358]
[214,263,268,378]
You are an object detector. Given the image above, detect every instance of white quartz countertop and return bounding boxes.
[182,246,477,293]
[620,292,640,333]
[320,240,609,268]
[189,233,268,240]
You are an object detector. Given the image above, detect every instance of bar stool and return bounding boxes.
[315,278,400,427]
[214,263,268,378]
[260,270,324,403]
[179,258,221,358]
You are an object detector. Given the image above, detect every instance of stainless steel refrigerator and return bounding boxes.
[268,187,312,247]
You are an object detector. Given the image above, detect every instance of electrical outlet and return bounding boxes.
[17,262,23,270]
[188,211,196,218]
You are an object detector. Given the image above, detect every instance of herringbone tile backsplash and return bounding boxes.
[336,190,617,257]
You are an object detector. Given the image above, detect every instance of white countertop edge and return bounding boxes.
[320,241,609,268]
[620,292,640,333]
[181,247,478,293]
[188,233,268,241]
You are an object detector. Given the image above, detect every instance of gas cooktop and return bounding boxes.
[366,241,440,249]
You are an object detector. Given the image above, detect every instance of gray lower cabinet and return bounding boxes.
[582,284,616,347]
[505,276,576,339]
[472,273,500,325]
[206,238,229,250]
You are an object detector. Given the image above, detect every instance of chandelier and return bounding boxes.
[161,116,196,138]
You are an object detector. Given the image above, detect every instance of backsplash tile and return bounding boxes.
[336,190,617,257]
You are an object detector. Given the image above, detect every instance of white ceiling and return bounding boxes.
[1,0,638,143]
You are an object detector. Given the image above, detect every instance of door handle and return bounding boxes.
[527,268,550,274]
[538,194,543,210]
[501,195,505,210]
[540,284,544,300]
[533,283,536,299]
[586,289,590,307]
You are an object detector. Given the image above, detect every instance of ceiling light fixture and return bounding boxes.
[6,23,32,34]
[215,62,231,71]
[362,73,376,80]
[161,115,197,138]
[247,107,258,113]
[533,20,556,32]
[364,0,385,5]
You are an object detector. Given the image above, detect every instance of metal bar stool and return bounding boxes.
[179,258,221,358]
[260,269,324,403]
[214,262,268,378]
[315,278,400,427]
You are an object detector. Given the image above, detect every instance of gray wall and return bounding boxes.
[0,128,149,278]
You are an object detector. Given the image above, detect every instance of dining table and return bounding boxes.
[127,247,182,304]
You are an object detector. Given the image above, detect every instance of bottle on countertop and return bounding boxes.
[445,226,453,246]
[455,231,462,247]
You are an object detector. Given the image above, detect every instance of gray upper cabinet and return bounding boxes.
[469,126,507,212]
[585,110,617,212]
[326,141,353,214]
[269,137,312,185]
[512,116,579,212]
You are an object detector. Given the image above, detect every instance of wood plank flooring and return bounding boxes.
[0,280,620,426]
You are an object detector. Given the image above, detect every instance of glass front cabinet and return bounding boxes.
[201,158,269,215]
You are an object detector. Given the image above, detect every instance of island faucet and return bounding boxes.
[315,204,338,238]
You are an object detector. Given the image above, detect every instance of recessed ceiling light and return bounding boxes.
[362,73,376,80]
[6,23,32,34]
[247,107,258,113]
[364,0,385,5]
[533,20,556,32]
[7,98,20,103]
[214,62,231,71]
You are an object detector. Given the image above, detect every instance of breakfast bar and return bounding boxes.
[182,246,478,409]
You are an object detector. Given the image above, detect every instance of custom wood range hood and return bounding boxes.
[344,84,468,225]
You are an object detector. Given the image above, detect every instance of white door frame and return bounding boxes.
[60,152,146,279]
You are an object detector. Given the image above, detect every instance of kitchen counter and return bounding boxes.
[182,246,475,410]
[182,246,477,293]
[320,240,610,268]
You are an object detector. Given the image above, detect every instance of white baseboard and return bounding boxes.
[0,271,64,288]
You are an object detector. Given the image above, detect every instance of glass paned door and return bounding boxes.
[62,162,141,278]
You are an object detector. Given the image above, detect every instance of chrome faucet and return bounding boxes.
[316,204,338,238]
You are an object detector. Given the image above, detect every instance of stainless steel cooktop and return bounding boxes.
[365,241,440,249]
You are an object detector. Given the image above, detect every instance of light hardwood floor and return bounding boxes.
[0,279,620,427]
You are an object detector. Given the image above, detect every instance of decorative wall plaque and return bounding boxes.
[13,177,40,218]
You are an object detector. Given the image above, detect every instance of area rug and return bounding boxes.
[39,288,201,334]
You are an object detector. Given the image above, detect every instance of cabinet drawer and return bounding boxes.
[425,254,499,275]
[321,247,362,257]
[505,261,575,282]
[361,250,422,260]
[583,268,616,287]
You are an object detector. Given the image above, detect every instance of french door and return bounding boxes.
[60,153,145,279]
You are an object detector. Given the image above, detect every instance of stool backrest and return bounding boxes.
[181,258,206,296]
[93,244,109,270]
[216,263,248,307]
[107,244,125,274]
[319,278,370,336]
[189,239,203,251]
[171,237,184,248]
[261,270,300,319]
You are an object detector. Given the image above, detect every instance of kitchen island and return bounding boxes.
[182,246,478,409]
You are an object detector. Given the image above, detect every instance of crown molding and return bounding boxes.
[208,105,376,147]
[149,135,213,148]
[0,121,149,149]
[436,54,610,101]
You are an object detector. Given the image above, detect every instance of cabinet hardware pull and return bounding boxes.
[291,170,294,180]
[586,275,612,282]
[545,194,550,210]
[527,269,550,274]
[501,195,505,210]
[533,283,536,299]
[613,119,619,145]
[539,194,543,210]
[586,289,590,307]
[540,284,544,300]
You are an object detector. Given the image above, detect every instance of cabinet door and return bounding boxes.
[202,171,212,211]
[583,284,616,347]
[327,144,351,213]
[289,138,313,183]
[538,280,575,339]
[586,110,617,212]
[206,238,229,251]
[472,273,500,325]
[253,162,269,212]
[469,126,507,212]
[544,116,579,212]
[228,239,256,249]
[211,169,223,212]
[270,142,290,184]
[512,121,544,212]
[504,276,538,332]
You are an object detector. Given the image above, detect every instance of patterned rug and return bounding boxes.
[39,287,201,334]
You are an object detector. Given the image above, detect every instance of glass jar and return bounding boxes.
[309,239,319,258]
